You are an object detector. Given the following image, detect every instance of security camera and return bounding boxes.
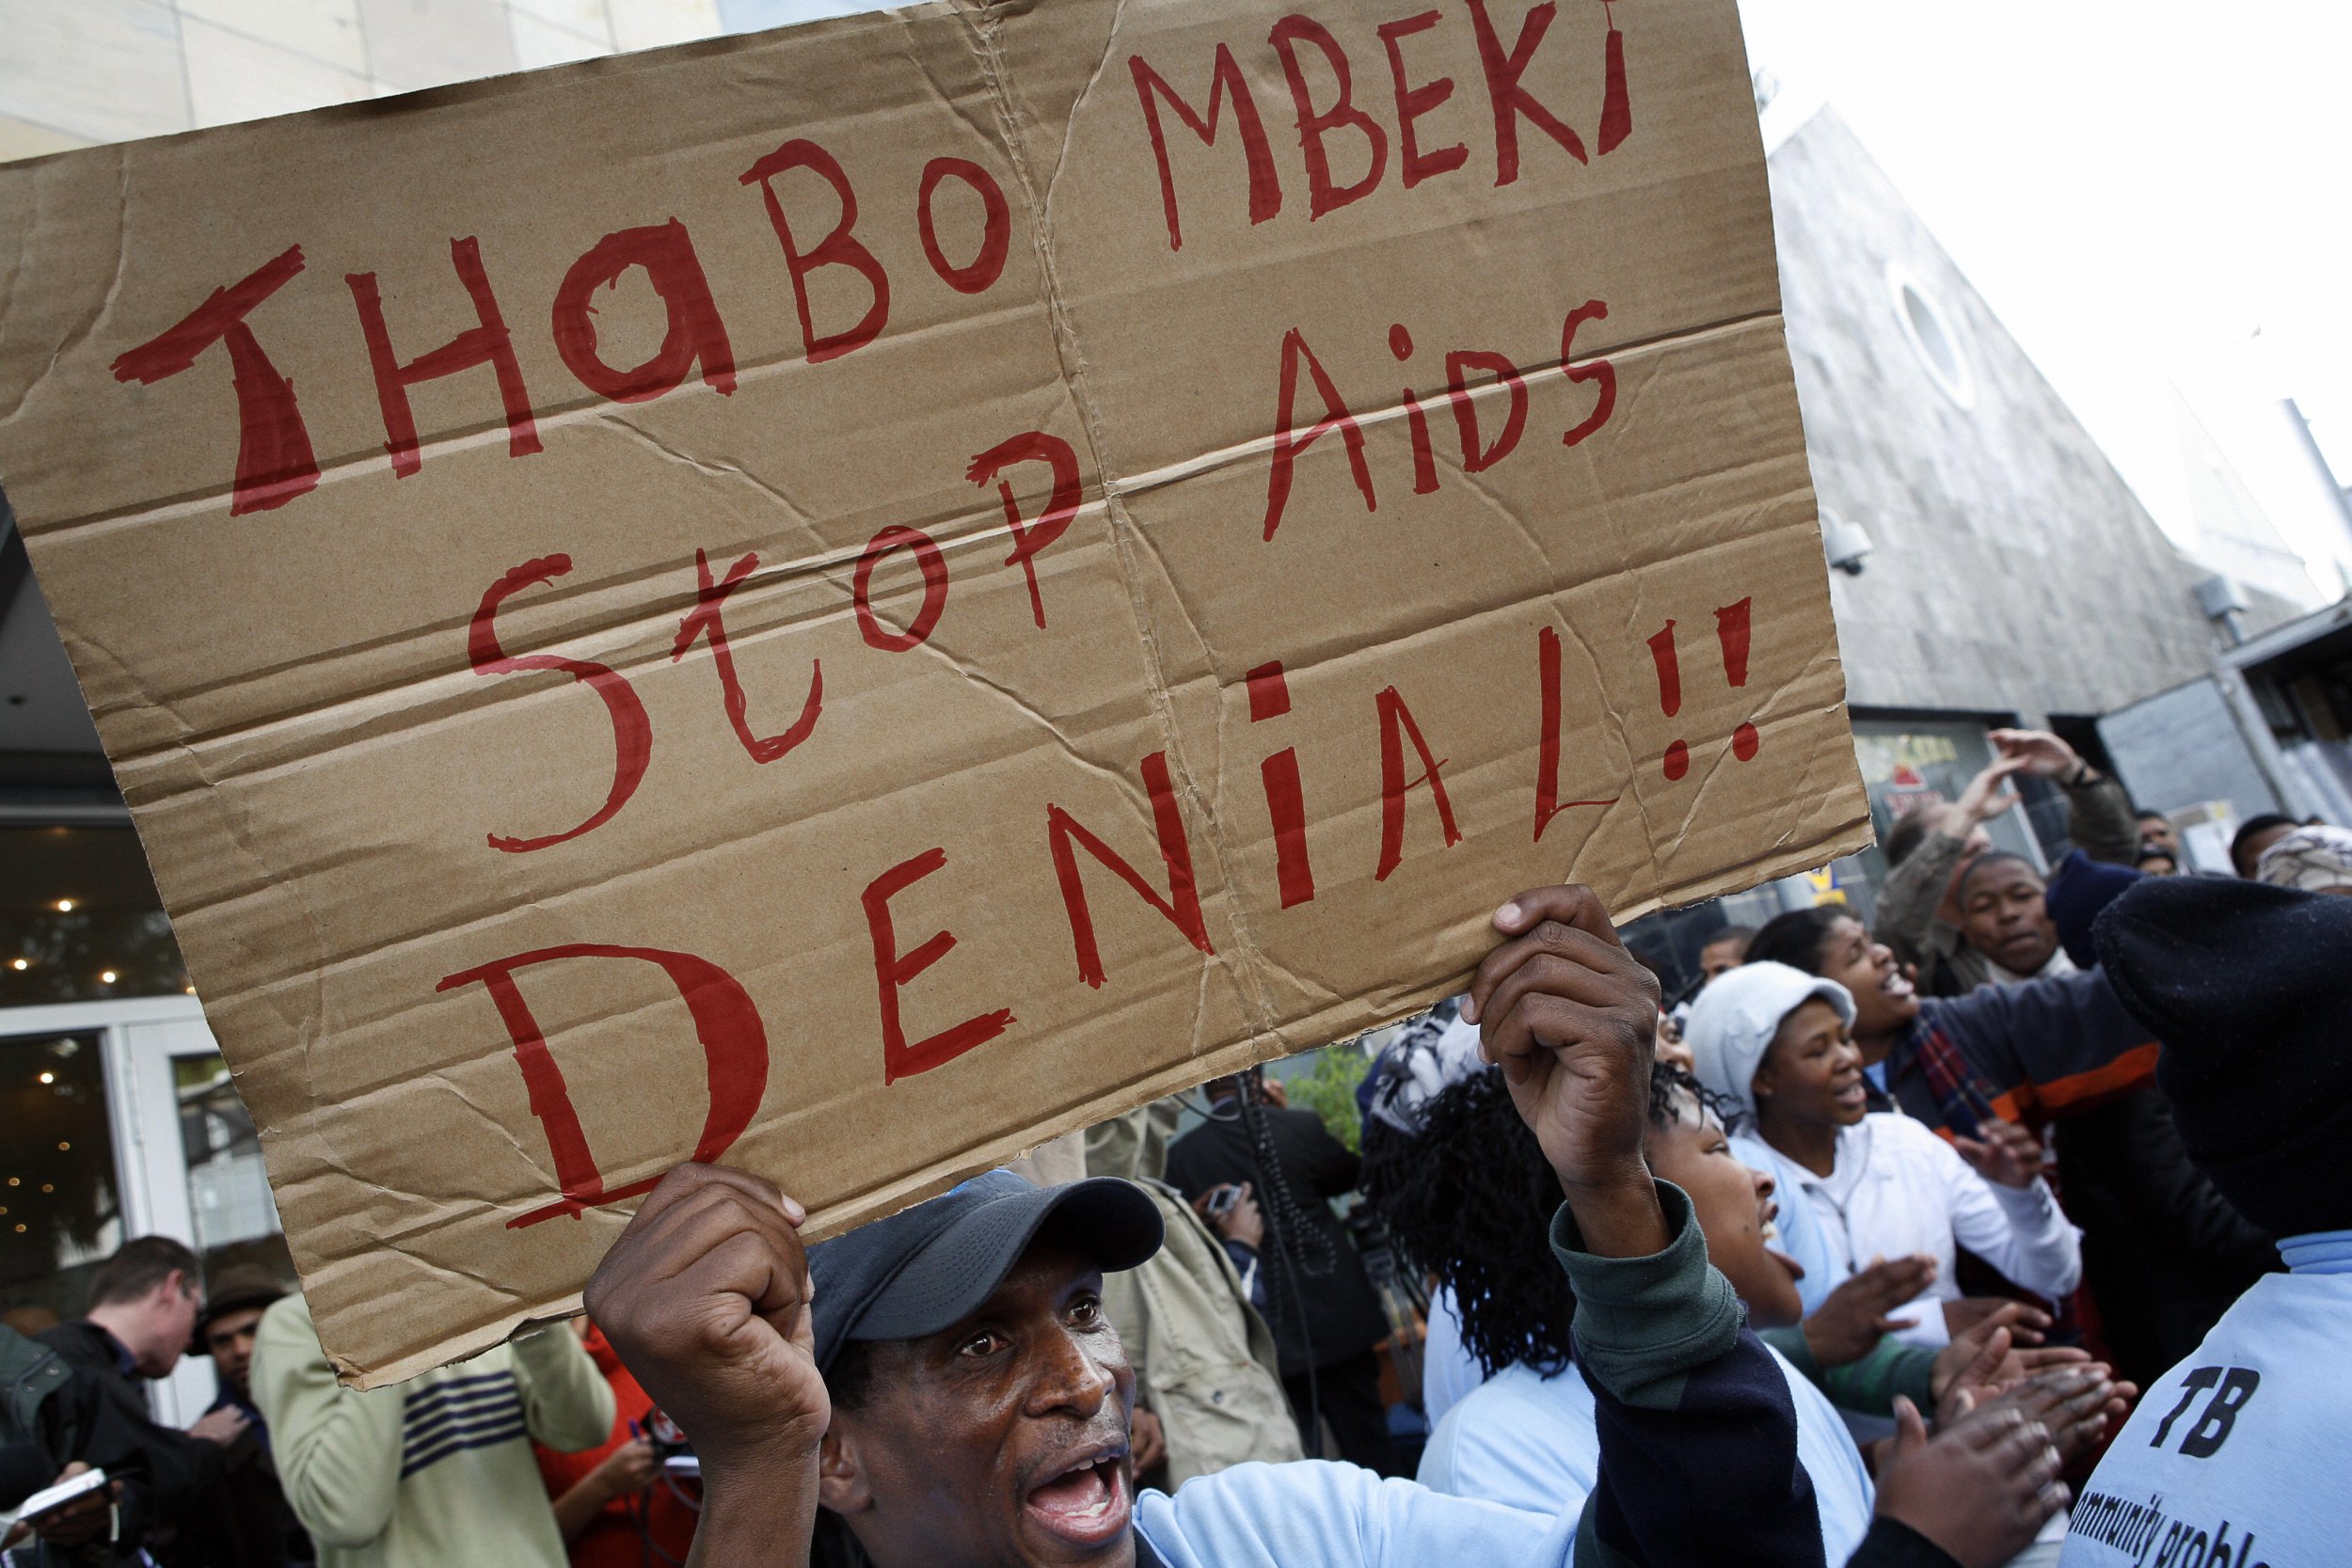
[1821,515,1873,577]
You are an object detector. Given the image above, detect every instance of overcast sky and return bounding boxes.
[1735,0,2352,587]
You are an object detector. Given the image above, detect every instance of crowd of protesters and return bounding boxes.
[5,725,2345,1567]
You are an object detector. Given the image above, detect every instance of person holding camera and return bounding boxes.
[1163,1070,1401,1476]
[536,1318,701,1568]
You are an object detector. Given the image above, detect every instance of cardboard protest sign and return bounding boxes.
[0,0,1869,1384]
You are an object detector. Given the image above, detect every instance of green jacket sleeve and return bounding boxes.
[510,1323,614,1455]
[2065,771,2139,865]
[1875,826,1969,979]
[249,1295,403,1549]
[1551,1181,1740,1408]
[1758,1325,1937,1417]
[1555,1182,1826,1568]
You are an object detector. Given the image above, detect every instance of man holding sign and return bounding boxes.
[586,886,2066,1568]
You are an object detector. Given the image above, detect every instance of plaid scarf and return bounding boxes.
[1899,1012,2002,1137]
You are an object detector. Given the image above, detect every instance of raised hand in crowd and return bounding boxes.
[1947,752,2027,832]
[1871,1397,2067,1568]
[1952,1117,2047,1189]
[1802,1254,1935,1367]
[585,1164,823,1567]
[1462,883,1666,1257]
[1987,727,2093,784]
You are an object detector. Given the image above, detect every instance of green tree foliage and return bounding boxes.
[1281,1045,1372,1154]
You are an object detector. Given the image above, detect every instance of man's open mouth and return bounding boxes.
[1880,968,1915,1000]
[1024,1444,1131,1548]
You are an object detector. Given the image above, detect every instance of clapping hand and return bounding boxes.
[1873,1397,2067,1568]
[1930,1303,2083,1426]
[1801,1255,1935,1368]
[1978,1365,2137,1465]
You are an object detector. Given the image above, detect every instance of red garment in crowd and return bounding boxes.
[534,1323,701,1568]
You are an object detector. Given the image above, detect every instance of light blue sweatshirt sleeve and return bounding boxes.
[1136,1459,1574,1568]
[1734,1134,1836,1314]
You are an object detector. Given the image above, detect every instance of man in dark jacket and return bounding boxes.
[3,1322,162,1565]
[36,1239,253,1567]
[2040,852,2279,1386]
[1165,1071,1401,1475]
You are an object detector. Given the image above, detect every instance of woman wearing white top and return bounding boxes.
[1687,962,2083,1347]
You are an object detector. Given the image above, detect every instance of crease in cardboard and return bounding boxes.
[951,0,1292,1068]
[25,151,132,425]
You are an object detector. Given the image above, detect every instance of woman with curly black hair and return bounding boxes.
[1374,1058,1875,1559]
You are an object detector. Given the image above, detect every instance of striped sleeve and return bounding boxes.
[398,1369,530,1478]
[1557,1182,1827,1568]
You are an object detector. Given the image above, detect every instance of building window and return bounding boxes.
[1885,264,1976,410]
[2,827,190,1006]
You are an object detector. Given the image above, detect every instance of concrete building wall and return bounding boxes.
[0,0,735,162]
[1770,110,2226,721]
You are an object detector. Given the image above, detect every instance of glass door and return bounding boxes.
[0,997,291,1426]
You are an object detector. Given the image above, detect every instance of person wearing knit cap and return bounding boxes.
[2037,857,2279,1386]
[1685,964,2083,1351]
[1740,903,2157,1145]
[2040,852,2141,972]
[2058,879,2352,1566]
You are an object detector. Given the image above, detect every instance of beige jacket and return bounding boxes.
[1088,1104,1303,1483]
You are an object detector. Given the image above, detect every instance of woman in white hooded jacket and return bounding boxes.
[1686,962,2082,1347]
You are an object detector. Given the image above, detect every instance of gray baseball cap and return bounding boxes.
[806,1169,1163,1370]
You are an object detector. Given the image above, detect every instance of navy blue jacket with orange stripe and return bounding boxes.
[1879,969,2157,1134]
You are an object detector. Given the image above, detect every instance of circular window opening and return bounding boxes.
[1885,264,1976,409]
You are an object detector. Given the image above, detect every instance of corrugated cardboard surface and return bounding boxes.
[0,0,1868,1384]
